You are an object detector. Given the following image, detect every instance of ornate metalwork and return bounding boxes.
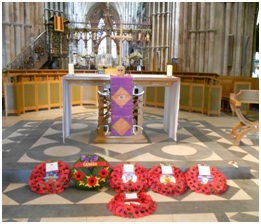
[3,31,48,70]
[66,3,151,68]
[47,17,69,58]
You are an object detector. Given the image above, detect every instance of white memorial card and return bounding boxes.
[125,192,138,200]
[161,165,174,175]
[198,164,211,176]
[46,161,59,172]
[123,164,135,173]
[198,164,213,184]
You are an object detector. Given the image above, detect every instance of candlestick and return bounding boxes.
[68,63,74,75]
[167,65,173,76]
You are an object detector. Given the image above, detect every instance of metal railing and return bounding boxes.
[3,30,48,71]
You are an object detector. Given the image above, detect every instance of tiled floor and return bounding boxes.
[2,106,259,222]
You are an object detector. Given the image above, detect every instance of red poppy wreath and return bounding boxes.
[109,163,149,192]
[185,164,227,195]
[148,165,188,196]
[108,192,157,218]
[71,154,111,190]
[28,160,71,194]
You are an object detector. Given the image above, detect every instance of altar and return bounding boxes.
[62,74,180,143]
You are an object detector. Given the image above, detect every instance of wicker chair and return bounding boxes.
[229,90,259,146]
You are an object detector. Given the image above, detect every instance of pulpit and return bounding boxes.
[62,74,180,143]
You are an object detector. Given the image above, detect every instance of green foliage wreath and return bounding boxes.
[71,154,111,190]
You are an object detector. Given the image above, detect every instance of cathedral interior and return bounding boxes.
[2,2,260,222]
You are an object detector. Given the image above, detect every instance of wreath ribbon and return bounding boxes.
[73,161,110,168]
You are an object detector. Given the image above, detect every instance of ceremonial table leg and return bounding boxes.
[62,79,72,143]
[136,85,144,135]
[164,79,180,141]
[97,86,107,136]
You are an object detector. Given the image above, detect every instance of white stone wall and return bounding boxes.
[177,2,258,76]
[2,2,44,68]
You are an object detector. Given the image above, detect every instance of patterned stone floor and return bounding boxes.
[2,106,259,222]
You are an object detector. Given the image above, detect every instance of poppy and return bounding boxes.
[99,168,109,177]
[87,176,98,187]
[74,171,84,181]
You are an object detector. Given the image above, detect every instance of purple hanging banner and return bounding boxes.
[110,76,133,136]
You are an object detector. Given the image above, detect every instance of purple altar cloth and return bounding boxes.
[110,75,133,136]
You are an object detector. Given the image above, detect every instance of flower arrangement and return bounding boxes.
[148,165,188,196]
[108,192,157,218]
[109,163,149,192]
[185,164,227,195]
[28,160,71,194]
[129,51,143,60]
[71,154,111,190]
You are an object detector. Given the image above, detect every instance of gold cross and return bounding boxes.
[111,22,131,66]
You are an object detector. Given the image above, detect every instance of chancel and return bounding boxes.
[2,2,259,222]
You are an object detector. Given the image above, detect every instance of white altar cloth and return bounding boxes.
[62,74,180,143]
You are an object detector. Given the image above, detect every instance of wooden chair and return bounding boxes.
[231,81,252,116]
[229,90,259,146]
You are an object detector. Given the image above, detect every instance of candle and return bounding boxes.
[68,63,74,75]
[167,65,173,76]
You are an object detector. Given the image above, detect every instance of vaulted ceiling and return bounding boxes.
[68,2,126,23]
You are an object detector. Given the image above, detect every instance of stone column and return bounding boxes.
[169,2,174,59]
[208,3,215,72]
[174,2,179,59]
[145,2,151,71]
[165,2,170,63]
[177,2,184,71]
[204,3,210,72]
[235,3,244,76]
[155,3,160,70]
[44,2,48,25]
[190,2,197,71]
[14,2,22,56]
[2,2,12,67]
[182,3,188,71]
[243,3,257,77]
[38,3,44,33]
[199,2,206,72]
[63,2,68,15]
[214,3,225,75]
[24,2,32,47]
[19,2,25,51]
[54,2,59,15]
[150,2,156,71]
[9,3,15,61]
[223,3,232,76]
[34,3,39,36]
[230,3,238,76]
[29,3,34,42]
[160,3,165,70]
